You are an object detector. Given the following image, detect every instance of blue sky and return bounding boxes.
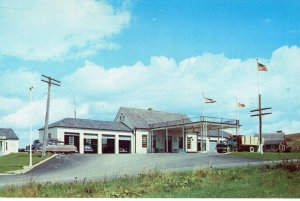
[0,0,300,147]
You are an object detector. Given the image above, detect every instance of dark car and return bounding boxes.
[25,139,41,152]
[84,144,94,153]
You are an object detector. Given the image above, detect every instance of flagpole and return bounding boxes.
[235,97,238,135]
[201,93,204,152]
[256,59,260,95]
[256,59,263,154]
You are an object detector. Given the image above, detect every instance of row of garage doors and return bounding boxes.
[64,133,132,154]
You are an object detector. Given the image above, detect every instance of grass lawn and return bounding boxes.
[0,153,52,173]
[227,152,300,160]
[0,161,300,198]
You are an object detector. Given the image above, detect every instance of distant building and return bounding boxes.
[0,128,19,156]
[285,133,300,152]
[255,131,286,152]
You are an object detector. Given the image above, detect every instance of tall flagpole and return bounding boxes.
[256,59,263,154]
[29,87,33,167]
[201,93,204,152]
[235,97,238,135]
[256,59,260,95]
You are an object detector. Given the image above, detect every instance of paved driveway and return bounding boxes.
[0,153,265,187]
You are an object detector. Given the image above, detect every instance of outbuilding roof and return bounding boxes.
[0,128,19,140]
[255,132,285,145]
[39,118,132,132]
[116,107,189,129]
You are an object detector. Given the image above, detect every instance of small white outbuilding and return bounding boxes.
[0,128,19,156]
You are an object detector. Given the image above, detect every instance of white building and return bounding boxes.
[39,118,132,154]
[39,107,238,154]
[0,128,19,156]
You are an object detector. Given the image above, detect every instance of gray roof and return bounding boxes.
[264,140,283,145]
[255,132,285,144]
[116,107,189,129]
[207,130,231,138]
[0,128,19,140]
[39,118,132,132]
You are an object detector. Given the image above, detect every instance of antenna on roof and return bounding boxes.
[74,93,77,119]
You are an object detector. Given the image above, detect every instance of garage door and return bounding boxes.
[102,135,115,154]
[119,136,131,154]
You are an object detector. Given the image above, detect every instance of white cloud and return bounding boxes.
[0,97,89,130]
[62,46,300,135]
[0,97,23,114]
[1,45,300,147]
[0,68,41,97]
[0,0,131,60]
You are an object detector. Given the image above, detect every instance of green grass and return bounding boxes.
[0,153,52,173]
[0,161,300,198]
[227,152,300,160]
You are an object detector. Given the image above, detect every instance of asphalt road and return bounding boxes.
[0,153,266,187]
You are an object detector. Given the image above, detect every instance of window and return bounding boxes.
[6,142,8,151]
[142,135,147,148]
[48,133,52,140]
[187,137,191,149]
[85,139,91,145]
[119,113,125,121]
[179,137,183,149]
[69,136,74,145]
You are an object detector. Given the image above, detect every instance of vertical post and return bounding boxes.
[166,128,168,153]
[235,97,238,136]
[41,75,60,157]
[98,134,102,154]
[42,82,51,157]
[201,123,203,152]
[115,135,119,154]
[79,133,84,154]
[221,125,224,142]
[259,94,263,154]
[182,126,185,152]
[151,130,153,153]
[29,87,33,167]
[204,123,208,152]
[74,93,77,119]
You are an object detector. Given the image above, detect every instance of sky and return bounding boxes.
[0,0,300,147]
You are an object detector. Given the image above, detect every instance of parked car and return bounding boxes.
[84,144,94,153]
[25,139,41,152]
[34,139,77,154]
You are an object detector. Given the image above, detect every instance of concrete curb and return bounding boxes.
[0,154,57,175]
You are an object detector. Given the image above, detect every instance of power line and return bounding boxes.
[250,94,272,154]
[41,74,61,157]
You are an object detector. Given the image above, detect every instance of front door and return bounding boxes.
[168,136,172,153]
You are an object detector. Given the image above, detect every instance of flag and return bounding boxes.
[204,97,216,103]
[258,62,267,71]
[238,103,245,108]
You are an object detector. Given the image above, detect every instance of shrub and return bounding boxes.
[276,160,300,172]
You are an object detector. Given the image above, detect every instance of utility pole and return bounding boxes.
[29,86,33,166]
[250,94,272,154]
[41,75,61,157]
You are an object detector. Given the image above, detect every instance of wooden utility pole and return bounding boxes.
[41,75,61,157]
[250,94,272,154]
